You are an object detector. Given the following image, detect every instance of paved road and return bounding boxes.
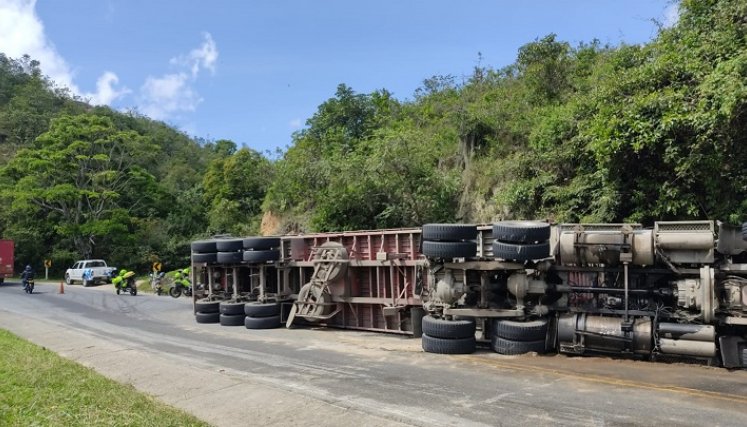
[1,280,747,427]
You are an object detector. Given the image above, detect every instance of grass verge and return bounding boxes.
[0,328,208,426]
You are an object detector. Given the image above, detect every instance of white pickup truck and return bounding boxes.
[65,259,116,286]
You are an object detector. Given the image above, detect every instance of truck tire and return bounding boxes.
[422,315,475,339]
[219,301,246,315]
[191,240,218,253]
[192,252,217,263]
[491,319,549,341]
[422,224,478,241]
[195,299,220,314]
[422,334,476,354]
[219,313,245,326]
[492,221,551,244]
[217,251,243,264]
[492,241,550,262]
[245,315,281,329]
[491,336,546,355]
[422,241,477,259]
[243,249,280,263]
[244,302,280,317]
[215,239,244,252]
[243,237,281,250]
[195,312,220,324]
[65,274,72,286]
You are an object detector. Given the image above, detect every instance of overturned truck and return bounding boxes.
[190,220,747,369]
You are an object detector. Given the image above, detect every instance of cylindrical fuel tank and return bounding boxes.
[659,338,716,357]
[656,233,714,251]
[657,323,715,342]
[557,313,652,355]
[559,229,654,266]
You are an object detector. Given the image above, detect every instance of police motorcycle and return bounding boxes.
[112,268,137,296]
[169,267,192,298]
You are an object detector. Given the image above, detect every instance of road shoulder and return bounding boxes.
[0,311,410,427]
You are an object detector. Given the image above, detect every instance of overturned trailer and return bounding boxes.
[190,220,747,369]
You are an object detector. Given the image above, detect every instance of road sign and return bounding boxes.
[152,262,162,272]
[44,259,52,268]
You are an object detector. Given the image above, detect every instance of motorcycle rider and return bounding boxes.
[21,265,34,292]
[175,267,190,284]
[150,267,165,295]
[169,266,192,297]
[111,268,128,289]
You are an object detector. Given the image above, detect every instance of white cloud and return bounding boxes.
[140,33,219,121]
[170,32,218,78]
[0,0,78,92]
[139,72,202,120]
[0,0,129,104]
[663,3,680,28]
[85,71,131,106]
[1,1,218,122]
[289,118,303,129]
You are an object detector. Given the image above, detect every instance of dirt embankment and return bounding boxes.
[260,211,281,235]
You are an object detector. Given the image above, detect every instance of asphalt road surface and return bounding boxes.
[1,280,747,427]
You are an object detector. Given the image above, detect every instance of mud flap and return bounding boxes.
[719,335,747,368]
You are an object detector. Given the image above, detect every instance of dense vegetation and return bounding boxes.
[0,0,745,274]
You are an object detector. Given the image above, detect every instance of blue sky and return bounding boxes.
[1,0,677,154]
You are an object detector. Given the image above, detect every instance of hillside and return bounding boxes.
[1,0,746,272]
[264,0,747,232]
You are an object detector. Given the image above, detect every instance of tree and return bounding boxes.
[263,85,398,231]
[203,147,273,235]
[517,34,573,104]
[0,114,159,258]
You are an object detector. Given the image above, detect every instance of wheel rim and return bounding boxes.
[296,284,331,321]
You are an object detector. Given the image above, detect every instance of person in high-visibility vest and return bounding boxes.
[174,267,191,287]
[112,269,128,289]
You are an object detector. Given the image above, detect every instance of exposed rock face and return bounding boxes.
[260,211,281,236]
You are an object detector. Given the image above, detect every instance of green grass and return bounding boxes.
[0,329,209,427]
[137,271,182,294]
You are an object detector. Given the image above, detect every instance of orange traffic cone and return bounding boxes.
[59,281,64,294]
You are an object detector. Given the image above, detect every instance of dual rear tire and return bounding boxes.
[218,301,246,326]
[491,221,550,262]
[490,318,549,355]
[244,302,281,329]
[191,237,282,265]
[195,299,220,324]
[421,224,478,259]
[195,299,282,329]
[421,315,476,354]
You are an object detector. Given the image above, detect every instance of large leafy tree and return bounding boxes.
[0,113,159,258]
[263,84,399,231]
[203,145,273,235]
